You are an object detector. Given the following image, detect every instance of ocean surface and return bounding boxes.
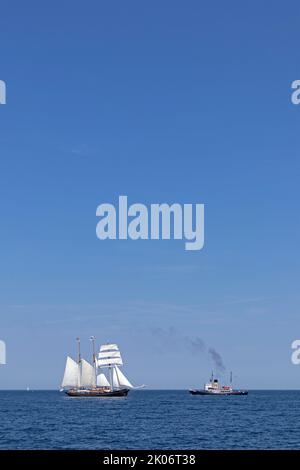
[0,390,300,449]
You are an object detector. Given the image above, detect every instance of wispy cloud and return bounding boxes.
[3,301,228,328]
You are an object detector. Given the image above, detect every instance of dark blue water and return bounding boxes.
[0,390,300,449]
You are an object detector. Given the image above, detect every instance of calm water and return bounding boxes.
[0,390,300,449]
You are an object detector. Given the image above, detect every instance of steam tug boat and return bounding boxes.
[189,372,248,396]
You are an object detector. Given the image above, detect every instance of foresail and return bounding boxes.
[61,356,79,388]
[81,359,96,388]
[115,365,134,389]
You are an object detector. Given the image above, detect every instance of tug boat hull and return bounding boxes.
[189,389,248,396]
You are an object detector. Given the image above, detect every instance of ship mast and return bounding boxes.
[90,336,97,388]
[76,337,82,388]
[109,364,114,391]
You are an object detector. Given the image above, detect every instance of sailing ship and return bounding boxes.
[189,372,248,396]
[61,337,138,397]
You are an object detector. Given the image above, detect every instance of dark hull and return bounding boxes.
[66,388,129,397]
[189,389,248,396]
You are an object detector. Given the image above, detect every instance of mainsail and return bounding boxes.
[61,356,79,388]
[81,359,96,388]
[61,357,96,389]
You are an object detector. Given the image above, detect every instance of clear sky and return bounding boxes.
[0,1,300,389]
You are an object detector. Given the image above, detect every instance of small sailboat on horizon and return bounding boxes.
[61,337,142,397]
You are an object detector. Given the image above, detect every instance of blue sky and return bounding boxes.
[0,1,300,388]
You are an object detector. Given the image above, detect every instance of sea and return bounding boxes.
[0,390,299,449]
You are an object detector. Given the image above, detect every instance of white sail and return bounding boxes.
[98,343,123,367]
[81,359,96,388]
[97,372,110,387]
[115,365,134,389]
[98,350,120,359]
[61,356,79,388]
[112,367,120,388]
[100,343,119,352]
[98,357,123,367]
